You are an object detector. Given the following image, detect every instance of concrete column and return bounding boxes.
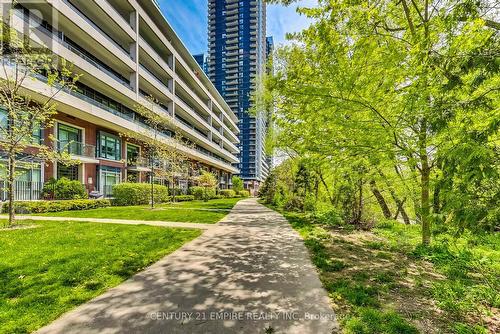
[129,10,139,97]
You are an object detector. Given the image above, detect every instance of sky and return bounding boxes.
[158,0,316,55]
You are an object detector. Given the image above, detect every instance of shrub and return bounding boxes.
[172,195,195,202]
[284,195,304,212]
[219,189,236,198]
[231,176,244,192]
[189,186,216,200]
[1,199,111,214]
[112,183,169,206]
[237,190,250,197]
[314,209,344,227]
[42,177,88,200]
[169,187,186,196]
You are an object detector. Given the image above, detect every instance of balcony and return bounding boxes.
[14,10,132,90]
[127,156,152,172]
[57,140,99,163]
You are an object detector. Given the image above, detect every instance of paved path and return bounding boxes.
[0,215,214,230]
[36,199,338,334]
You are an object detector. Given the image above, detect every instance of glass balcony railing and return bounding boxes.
[14,10,132,89]
[1,60,235,168]
[57,140,96,158]
[127,156,150,168]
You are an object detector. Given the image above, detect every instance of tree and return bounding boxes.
[124,96,192,207]
[264,0,499,244]
[198,171,217,202]
[0,7,78,226]
[231,175,243,192]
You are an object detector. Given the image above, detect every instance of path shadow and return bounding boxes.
[36,199,338,334]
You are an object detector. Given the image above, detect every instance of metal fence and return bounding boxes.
[0,181,43,201]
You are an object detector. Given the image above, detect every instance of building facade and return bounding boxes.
[207,0,269,195]
[193,53,209,75]
[0,0,240,200]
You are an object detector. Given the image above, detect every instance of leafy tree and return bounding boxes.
[264,0,499,244]
[124,96,192,207]
[0,7,79,225]
[231,175,243,192]
[198,171,217,202]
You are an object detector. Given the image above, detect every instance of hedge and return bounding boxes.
[237,190,251,197]
[41,177,88,200]
[189,186,216,200]
[1,199,111,214]
[112,183,169,206]
[169,195,195,202]
[219,189,236,198]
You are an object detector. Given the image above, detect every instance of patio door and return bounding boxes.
[58,123,82,155]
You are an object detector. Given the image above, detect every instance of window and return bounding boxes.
[98,131,121,160]
[57,164,79,181]
[99,166,121,197]
[58,123,82,155]
[1,107,42,144]
[126,144,140,164]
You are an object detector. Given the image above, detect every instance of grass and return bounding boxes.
[34,198,242,224]
[278,210,499,334]
[0,219,201,334]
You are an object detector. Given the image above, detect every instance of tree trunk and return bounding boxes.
[420,118,431,245]
[378,170,411,224]
[8,153,15,226]
[150,172,154,209]
[171,176,176,202]
[370,180,391,219]
[433,184,440,214]
[398,198,411,225]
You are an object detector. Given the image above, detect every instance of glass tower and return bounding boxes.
[208,0,269,192]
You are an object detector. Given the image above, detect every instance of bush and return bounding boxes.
[284,195,304,212]
[42,177,88,200]
[231,176,244,192]
[2,199,111,214]
[169,187,186,196]
[189,186,216,200]
[172,195,195,202]
[314,209,344,227]
[112,183,169,206]
[237,190,250,197]
[219,189,236,198]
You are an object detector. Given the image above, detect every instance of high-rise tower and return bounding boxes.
[208,0,268,194]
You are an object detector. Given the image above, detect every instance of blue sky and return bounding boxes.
[158,0,315,55]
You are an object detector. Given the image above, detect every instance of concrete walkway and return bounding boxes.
[0,215,214,230]
[36,199,338,334]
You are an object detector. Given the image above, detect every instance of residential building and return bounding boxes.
[207,0,269,195]
[264,36,274,170]
[0,0,240,200]
[193,53,209,75]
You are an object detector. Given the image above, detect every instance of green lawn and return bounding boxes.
[0,220,200,334]
[35,198,242,224]
[281,211,499,334]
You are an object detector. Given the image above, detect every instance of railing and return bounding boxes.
[57,140,96,158]
[127,156,150,168]
[63,0,131,57]
[1,61,235,169]
[0,181,43,201]
[14,9,132,89]
[139,64,172,93]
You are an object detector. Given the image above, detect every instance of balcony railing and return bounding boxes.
[0,180,43,201]
[1,60,236,169]
[127,156,150,168]
[57,140,96,158]
[14,9,132,89]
